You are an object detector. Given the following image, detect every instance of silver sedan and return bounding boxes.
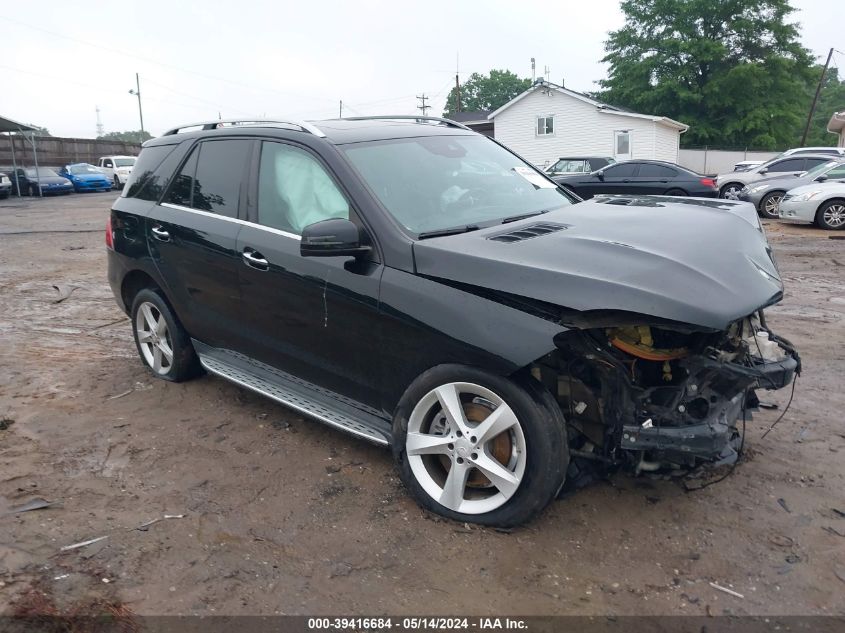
[779,181,845,230]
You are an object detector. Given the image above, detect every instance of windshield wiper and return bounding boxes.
[417,224,481,239]
[500,209,549,224]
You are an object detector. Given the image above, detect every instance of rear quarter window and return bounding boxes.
[122,144,179,200]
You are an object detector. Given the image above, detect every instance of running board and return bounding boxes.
[196,348,390,446]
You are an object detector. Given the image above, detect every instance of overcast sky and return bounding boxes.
[3,0,841,138]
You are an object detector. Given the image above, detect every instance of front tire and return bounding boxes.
[664,188,687,196]
[720,183,743,200]
[759,191,784,219]
[130,288,200,382]
[816,199,845,230]
[114,175,120,190]
[392,365,567,527]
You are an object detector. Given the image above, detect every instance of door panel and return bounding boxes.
[236,140,385,410]
[147,138,253,350]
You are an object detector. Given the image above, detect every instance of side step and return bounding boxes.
[195,345,391,446]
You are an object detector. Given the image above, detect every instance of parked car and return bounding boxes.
[553,160,717,198]
[717,154,834,200]
[732,148,845,173]
[779,181,845,230]
[97,155,137,189]
[737,159,845,218]
[733,160,765,172]
[59,163,113,193]
[544,156,615,176]
[0,172,11,199]
[10,167,74,196]
[107,116,798,527]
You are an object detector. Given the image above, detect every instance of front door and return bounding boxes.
[236,140,385,411]
[614,130,632,161]
[147,138,253,350]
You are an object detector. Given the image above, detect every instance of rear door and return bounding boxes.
[632,163,679,194]
[235,139,385,409]
[148,138,253,350]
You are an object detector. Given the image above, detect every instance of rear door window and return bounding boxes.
[190,140,251,217]
[637,164,678,178]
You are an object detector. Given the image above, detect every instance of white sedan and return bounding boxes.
[779,181,845,230]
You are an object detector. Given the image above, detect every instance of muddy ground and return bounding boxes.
[0,192,843,617]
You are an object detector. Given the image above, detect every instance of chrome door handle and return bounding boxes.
[151,226,170,241]
[242,249,269,270]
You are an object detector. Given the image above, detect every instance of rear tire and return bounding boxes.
[130,288,200,382]
[759,191,785,219]
[392,365,567,527]
[815,199,845,230]
[114,175,120,190]
[664,188,687,196]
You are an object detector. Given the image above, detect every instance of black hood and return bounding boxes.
[412,197,783,331]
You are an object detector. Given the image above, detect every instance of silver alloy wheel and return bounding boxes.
[135,301,174,375]
[405,382,527,515]
[722,185,742,200]
[763,194,783,217]
[823,203,845,228]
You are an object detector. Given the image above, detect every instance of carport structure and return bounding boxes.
[0,114,40,198]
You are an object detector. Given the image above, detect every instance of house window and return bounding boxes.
[537,116,554,136]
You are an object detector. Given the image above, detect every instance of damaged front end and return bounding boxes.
[533,311,800,477]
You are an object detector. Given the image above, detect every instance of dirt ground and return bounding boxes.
[0,192,843,618]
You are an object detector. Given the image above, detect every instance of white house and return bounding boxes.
[827,110,845,147]
[488,80,689,167]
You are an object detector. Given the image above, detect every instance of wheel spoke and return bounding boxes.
[137,330,153,344]
[473,453,520,498]
[406,432,453,456]
[155,313,168,336]
[157,339,174,362]
[434,384,469,435]
[140,304,157,332]
[439,461,469,510]
[472,404,518,446]
[152,346,163,372]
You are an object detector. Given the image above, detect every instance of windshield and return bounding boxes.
[114,158,135,167]
[25,168,59,178]
[69,164,103,175]
[804,160,840,179]
[342,135,573,234]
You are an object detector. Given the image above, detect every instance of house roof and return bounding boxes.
[487,79,689,132]
[448,110,491,124]
[0,114,38,134]
[828,111,845,133]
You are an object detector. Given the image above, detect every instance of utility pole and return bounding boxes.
[95,106,104,138]
[531,57,536,82]
[339,100,343,118]
[801,47,834,146]
[417,94,430,116]
[128,73,145,134]
[455,52,461,113]
[544,66,550,82]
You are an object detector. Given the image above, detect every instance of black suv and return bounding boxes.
[108,117,799,527]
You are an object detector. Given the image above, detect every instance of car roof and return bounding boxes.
[144,118,477,148]
[554,156,612,160]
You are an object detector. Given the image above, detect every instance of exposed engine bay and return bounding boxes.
[531,310,800,482]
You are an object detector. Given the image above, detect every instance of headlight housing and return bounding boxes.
[790,190,823,202]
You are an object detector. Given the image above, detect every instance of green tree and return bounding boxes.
[597,0,815,149]
[803,67,845,146]
[27,125,51,136]
[443,70,532,115]
[98,130,152,143]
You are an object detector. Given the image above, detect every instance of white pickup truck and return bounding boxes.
[96,156,137,189]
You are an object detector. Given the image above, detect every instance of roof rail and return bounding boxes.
[338,115,472,131]
[162,118,326,138]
